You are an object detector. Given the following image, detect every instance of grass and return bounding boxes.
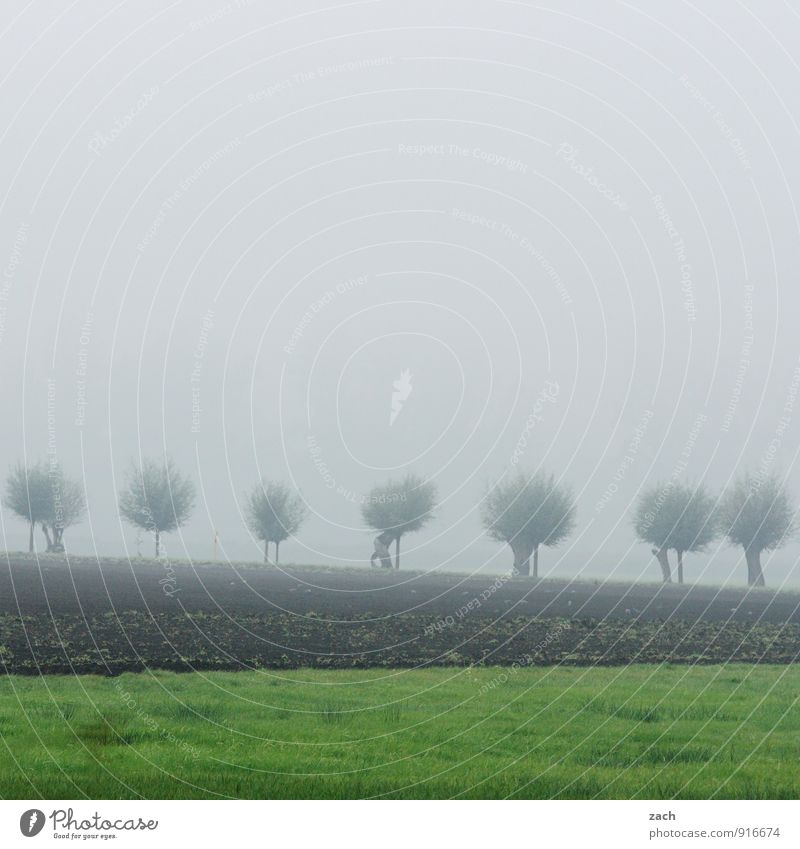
[0,665,798,799]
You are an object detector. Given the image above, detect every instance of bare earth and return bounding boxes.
[1,556,798,622]
[1,557,798,673]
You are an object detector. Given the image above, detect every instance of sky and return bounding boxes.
[1,0,800,586]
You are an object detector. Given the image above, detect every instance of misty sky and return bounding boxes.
[1,0,800,586]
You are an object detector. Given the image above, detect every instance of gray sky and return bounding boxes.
[1,0,800,586]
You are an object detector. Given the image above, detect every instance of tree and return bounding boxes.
[4,462,52,552]
[718,473,795,587]
[118,458,195,557]
[481,471,576,577]
[668,485,718,584]
[244,480,307,564]
[40,464,86,552]
[633,482,718,584]
[634,483,675,582]
[362,474,437,568]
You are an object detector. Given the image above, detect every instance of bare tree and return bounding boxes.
[118,458,195,557]
[718,473,795,587]
[481,471,576,577]
[633,482,718,584]
[244,480,307,564]
[362,474,437,568]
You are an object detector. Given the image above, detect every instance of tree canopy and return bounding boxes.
[481,471,576,576]
[362,474,437,568]
[3,461,85,552]
[41,465,85,551]
[633,482,718,583]
[717,473,795,586]
[118,458,195,557]
[245,479,307,563]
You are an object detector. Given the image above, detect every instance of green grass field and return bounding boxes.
[1,665,798,799]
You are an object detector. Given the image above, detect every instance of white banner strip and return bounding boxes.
[1,800,796,848]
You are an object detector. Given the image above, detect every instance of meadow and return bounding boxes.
[1,665,797,799]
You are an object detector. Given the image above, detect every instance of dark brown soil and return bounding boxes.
[1,557,798,674]
[1,556,798,622]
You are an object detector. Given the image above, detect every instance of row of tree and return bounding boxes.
[358,470,796,588]
[2,460,795,586]
[632,476,794,587]
[0,459,309,562]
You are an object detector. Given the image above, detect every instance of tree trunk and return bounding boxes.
[677,549,684,585]
[533,545,539,578]
[42,524,52,550]
[275,540,280,565]
[652,547,671,583]
[264,539,269,564]
[511,541,532,576]
[371,532,393,569]
[395,536,400,569]
[155,529,160,558]
[745,547,765,587]
[29,521,34,553]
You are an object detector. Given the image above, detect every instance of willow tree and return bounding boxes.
[40,465,86,552]
[118,458,195,557]
[718,473,794,587]
[481,471,576,577]
[633,482,718,584]
[362,474,437,568]
[245,479,307,564]
[4,462,55,552]
[4,461,85,553]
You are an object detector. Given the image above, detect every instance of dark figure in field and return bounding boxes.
[651,548,671,583]
[371,532,394,569]
[42,529,65,554]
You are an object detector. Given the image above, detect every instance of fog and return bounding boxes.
[1,0,799,586]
